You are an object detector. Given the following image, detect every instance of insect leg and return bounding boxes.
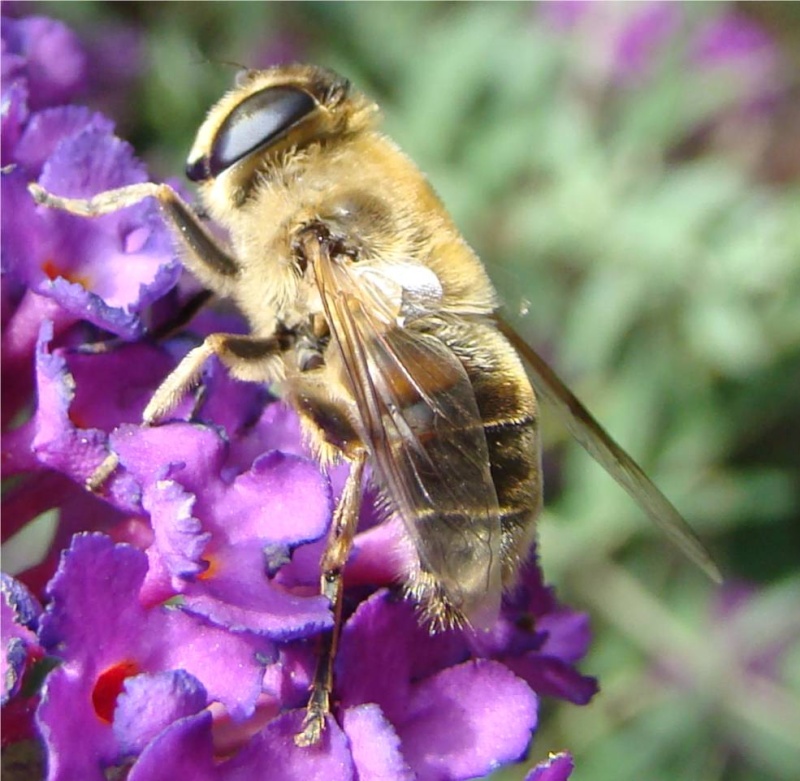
[148,289,215,341]
[295,450,367,747]
[28,182,239,288]
[86,332,290,494]
[143,332,291,424]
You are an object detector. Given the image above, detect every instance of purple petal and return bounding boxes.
[613,2,681,79]
[38,533,149,656]
[114,670,208,756]
[224,400,308,470]
[218,710,354,781]
[30,127,179,334]
[196,356,270,441]
[1,169,51,308]
[344,514,417,591]
[535,609,593,663]
[13,105,114,176]
[179,541,333,641]
[29,322,111,484]
[1,572,41,629]
[217,451,332,547]
[1,78,28,166]
[155,609,273,721]
[2,636,30,705]
[1,575,41,704]
[127,712,216,781]
[525,752,574,781]
[38,534,272,727]
[143,479,209,579]
[66,341,181,433]
[502,654,598,706]
[1,16,87,109]
[111,422,226,492]
[399,660,537,781]
[692,12,775,66]
[341,704,414,781]
[337,592,416,722]
[36,665,116,781]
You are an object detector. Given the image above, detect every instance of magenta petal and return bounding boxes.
[218,710,354,781]
[341,704,414,781]
[398,660,538,781]
[525,752,574,781]
[195,356,269,440]
[613,2,680,79]
[337,591,470,721]
[31,126,179,333]
[127,712,216,781]
[692,12,775,66]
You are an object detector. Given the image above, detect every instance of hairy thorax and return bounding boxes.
[196,131,498,339]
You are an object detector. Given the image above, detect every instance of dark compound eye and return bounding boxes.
[186,86,315,181]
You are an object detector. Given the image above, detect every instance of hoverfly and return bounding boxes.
[29,64,720,745]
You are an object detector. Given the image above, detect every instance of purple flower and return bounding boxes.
[539,1,681,85]
[2,574,42,705]
[4,117,180,339]
[1,14,179,427]
[612,2,680,81]
[540,1,777,97]
[1,13,599,780]
[1,16,87,110]
[36,533,273,780]
[1,574,44,744]
[336,592,539,780]
[692,11,775,68]
[690,10,778,110]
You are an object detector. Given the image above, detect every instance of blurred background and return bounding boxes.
[11,2,800,780]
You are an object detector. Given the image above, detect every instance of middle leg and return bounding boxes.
[295,450,367,747]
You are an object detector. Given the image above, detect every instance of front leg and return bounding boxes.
[28,181,239,296]
[87,332,290,492]
[144,331,291,424]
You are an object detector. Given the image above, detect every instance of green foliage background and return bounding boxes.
[25,3,800,780]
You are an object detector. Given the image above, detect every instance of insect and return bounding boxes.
[29,63,720,746]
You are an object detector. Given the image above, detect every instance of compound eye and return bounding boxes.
[192,86,316,180]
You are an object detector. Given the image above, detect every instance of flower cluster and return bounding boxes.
[2,14,596,781]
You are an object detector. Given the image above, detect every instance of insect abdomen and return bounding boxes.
[446,318,542,586]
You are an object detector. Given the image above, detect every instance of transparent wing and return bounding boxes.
[310,240,503,626]
[497,316,722,583]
